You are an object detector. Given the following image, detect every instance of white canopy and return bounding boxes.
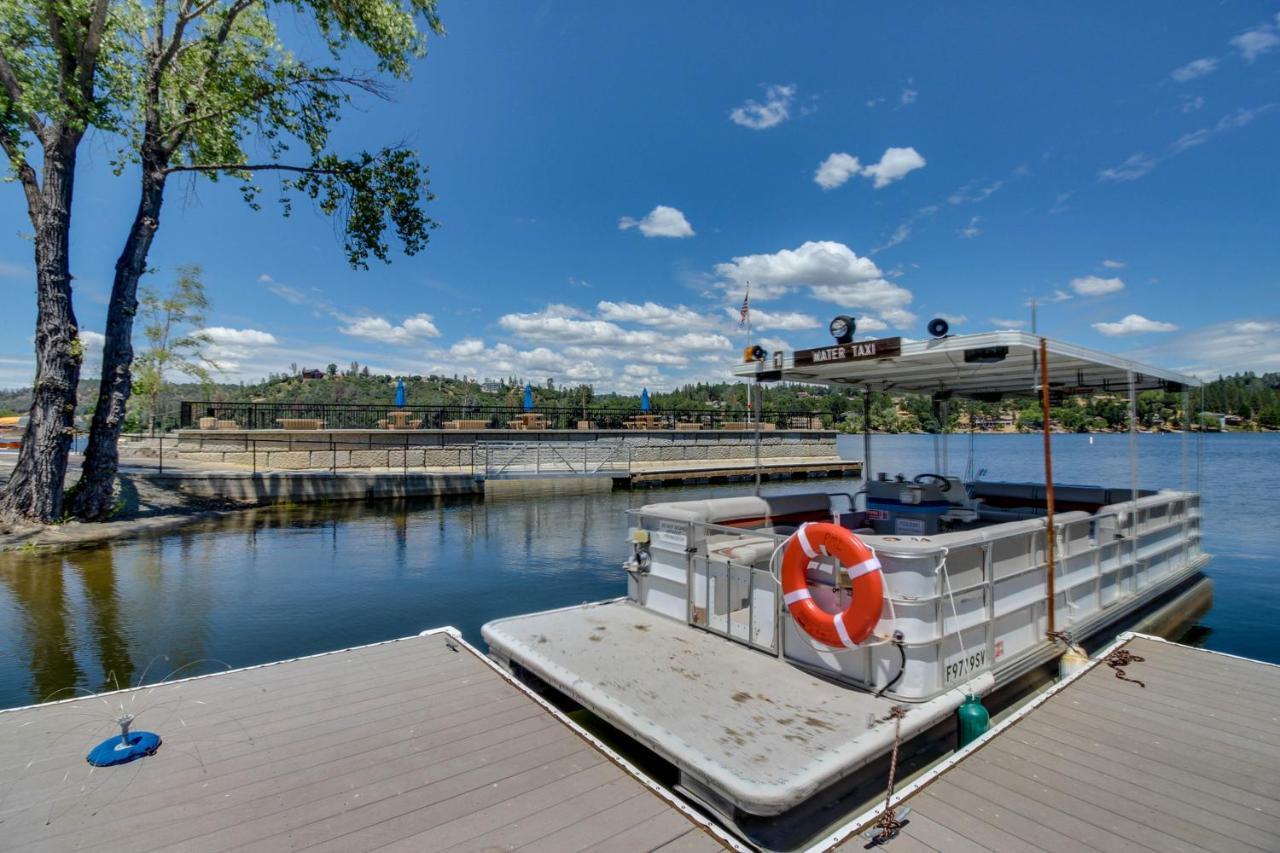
[731,331,1198,399]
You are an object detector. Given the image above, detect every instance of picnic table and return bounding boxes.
[625,414,665,430]
[383,410,423,430]
[506,413,548,430]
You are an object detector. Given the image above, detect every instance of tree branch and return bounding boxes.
[0,51,45,137]
[75,0,112,98]
[164,162,339,175]
[0,125,42,220]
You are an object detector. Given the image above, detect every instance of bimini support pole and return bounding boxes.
[1039,337,1058,638]
[753,381,762,496]
[863,390,873,480]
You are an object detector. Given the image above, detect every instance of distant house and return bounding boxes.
[481,380,502,394]
[300,368,324,379]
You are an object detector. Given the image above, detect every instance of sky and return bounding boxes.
[2,2,1279,392]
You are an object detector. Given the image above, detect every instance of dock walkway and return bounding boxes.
[834,634,1280,852]
[0,629,731,852]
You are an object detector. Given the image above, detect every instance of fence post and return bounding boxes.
[403,434,408,479]
[158,426,163,474]
[252,438,256,474]
[330,435,336,474]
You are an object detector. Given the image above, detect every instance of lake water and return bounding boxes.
[1,432,1275,710]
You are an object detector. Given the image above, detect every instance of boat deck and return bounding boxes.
[0,629,729,852]
[836,635,1280,852]
[483,600,988,818]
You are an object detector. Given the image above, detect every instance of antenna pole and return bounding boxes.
[1039,337,1057,637]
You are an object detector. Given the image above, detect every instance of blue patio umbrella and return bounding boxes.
[640,388,650,412]
[394,377,406,407]
[523,383,534,411]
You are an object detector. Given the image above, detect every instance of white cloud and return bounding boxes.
[729,84,796,129]
[714,240,884,299]
[500,312,641,346]
[1101,259,1126,269]
[1092,314,1179,336]
[198,327,279,347]
[256,273,274,283]
[990,316,1028,329]
[618,205,695,238]
[934,313,968,325]
[948,180,1003,205]
[1128,318,1280,378]
[1070,275,1125,296]
[957,216,981,239]
[1178,94,1205,113]
[872,223,912,254]
[861,147,927,188]
[1231,24,1280,62]
[731,307,821,331]
[1100,106,1274,183]
[814,153,863,190]
[596,300,711,329]
[1170,57,1218,82]
[900,86,918,105]
[339,313,440,344]
[79,330,105,351]
[1098,153,1157,182]
[449,338,485,357]
[1234,321,1279,334]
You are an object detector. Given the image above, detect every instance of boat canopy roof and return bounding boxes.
[731,330,1198,399]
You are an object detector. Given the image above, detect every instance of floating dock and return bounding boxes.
[624,458,862,487]
[0,629,733,852]
[831,633,1280,852]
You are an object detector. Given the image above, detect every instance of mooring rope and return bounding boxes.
[871,705,909,844]
[1104,647,1146,687]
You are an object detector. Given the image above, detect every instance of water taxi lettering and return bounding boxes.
[792,336,902,366]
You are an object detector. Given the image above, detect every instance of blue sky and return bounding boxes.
[2,2,1279,391]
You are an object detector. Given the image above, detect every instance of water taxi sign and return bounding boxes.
[793,336,901,367]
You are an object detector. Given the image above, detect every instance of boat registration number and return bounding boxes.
[944,647,987,685]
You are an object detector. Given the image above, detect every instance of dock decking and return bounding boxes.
[0,629,730,852]
[835,634,1280,853]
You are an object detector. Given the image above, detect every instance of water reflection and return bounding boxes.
[0,556,84,703]
[0,433,1276,709]
[66,550,133,693]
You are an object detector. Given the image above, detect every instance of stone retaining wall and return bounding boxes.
[175,429,839,471]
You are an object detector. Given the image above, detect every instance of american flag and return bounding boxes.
[738,286,750,327]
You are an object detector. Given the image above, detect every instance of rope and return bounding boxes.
[1104,648,1146,687]
[871,706,909,844]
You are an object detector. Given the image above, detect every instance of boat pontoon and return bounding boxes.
[483,329,1211,849]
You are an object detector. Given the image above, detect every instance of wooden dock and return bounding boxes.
[625,458,862,487]
[0,629,732,852]
[832,633,1280,852]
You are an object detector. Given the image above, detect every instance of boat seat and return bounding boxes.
[705,534,779,568]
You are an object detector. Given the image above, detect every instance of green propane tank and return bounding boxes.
[957,693,990,749]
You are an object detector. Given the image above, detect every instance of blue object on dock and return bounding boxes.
[394,377,406,408]
[524,383,534,411]
[87,730,161,767]
[640,388,650,412]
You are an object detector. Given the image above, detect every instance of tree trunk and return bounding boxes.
[70,170,167,520]
[0,139,83,524]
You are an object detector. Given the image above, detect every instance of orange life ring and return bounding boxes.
[781,522,884,648]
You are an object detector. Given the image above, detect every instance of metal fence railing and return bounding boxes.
[480,441,631,479]
[178,401,829,432]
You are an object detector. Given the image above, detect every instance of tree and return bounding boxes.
[0,0,123,521]
[66,0,444,519]
[129,266,215,437]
